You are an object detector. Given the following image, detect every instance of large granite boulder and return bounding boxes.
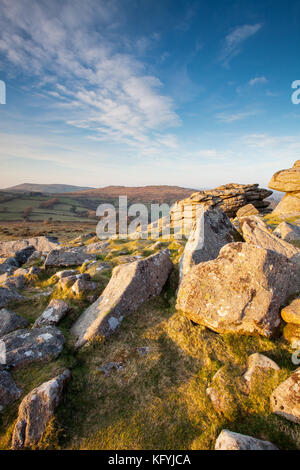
[0,370,22,412]
[0,237,59,258]
[33,299,70,328]
[215,430,278,450]
[11,369,71,449]
[270,368,300,423]
[176,243,299,337]
[269,161,300,217]
[0,327,65,368]
[274,222,300,242]
[71,250,173,348]
[179,207,239,280]
[240,216,300,261]
[0,287,24,309]
[0,309,29,337]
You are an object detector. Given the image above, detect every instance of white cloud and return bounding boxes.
[219,23,262,66]
[216,109,261,123]
[0,0,180,151]
[249,76,268,86]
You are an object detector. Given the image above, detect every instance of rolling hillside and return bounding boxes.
[1,183,95,193]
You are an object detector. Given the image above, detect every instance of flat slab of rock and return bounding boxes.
[71,250,173,348]
[33,299,70,328]
[0,287,24,309]
[270,368,300,423]
[274,222,300,242]
[0,309,29,337]
[0,370,22,412]
[179,207,239,280]
[281,298,300,325]
[176,242,299,337]
[44,247,96,267]
[236,203,259,218]
[215,429,278,450]
[0,327,65,368]
[241,216,300,261]
[11,369,71,449]
[243,353,280,387]
[0,237,59,258]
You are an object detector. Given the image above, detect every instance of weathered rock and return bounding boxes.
[71,250,173,348]
[269,165,300,192]
[33,300,70,328]
[0,309,29,337]
[27,250,42,262]
[283,323,300,349]
[0,370,22,412]
[171,184,272,228]
[28,266,42,276]
[0,327,65,368]
[179,207,240,280]
[270,368,300,423]
[215,429,278,450]
[55,269,76,279]
[97,362,124,377]
[58,273,91,289]
[0,287,24,308]
[0,237,59,258]
[281,298,300,325]
[11,369,71,449]
[241,215,300,261]
[71,279,97,296]
[176,243,299,337]
[236,203,259,218]
[274,222,300,242]
[44,247,96,267]
[0,256,19,275]
[243,353,280,387]
[272,192,300,217]
[1,275,26,291]
[14,246,35,265]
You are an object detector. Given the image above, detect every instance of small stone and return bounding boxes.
[97,362,124,377]
[215,429,278,450]
[281,298,300,325]
[33,299,70,328]
[243,353,280,388]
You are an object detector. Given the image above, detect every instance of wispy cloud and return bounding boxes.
[249,76,268,86]
[0,0,180,151]
[219,23,262,67]
[216,108,261,123]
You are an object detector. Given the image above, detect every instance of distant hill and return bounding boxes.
[67,185,197,203]
[1,183,95,194]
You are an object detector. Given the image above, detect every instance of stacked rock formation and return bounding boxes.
[269,160,300,217]
[170,183,272,230]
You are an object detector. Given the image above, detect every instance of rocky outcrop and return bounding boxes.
[215,429,278,450]
[33,300,70,328]
[0,237,59,258]
[11,369,71,449]
[176,243,299,337]
[243,353,280,388]
[0,370,22,412]
[270,368,300,423]
[0,327,65,368]
[236,203,259,218]
[0,287,24,309]
[240,216,300,262]
[179,207,240,280]
[0,309,28,337]
[71,250,173,348]
[274,222,300,242]
[269,161,300,216]
[171,184,272,230]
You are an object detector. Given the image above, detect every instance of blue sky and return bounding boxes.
[0,0,299,189]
